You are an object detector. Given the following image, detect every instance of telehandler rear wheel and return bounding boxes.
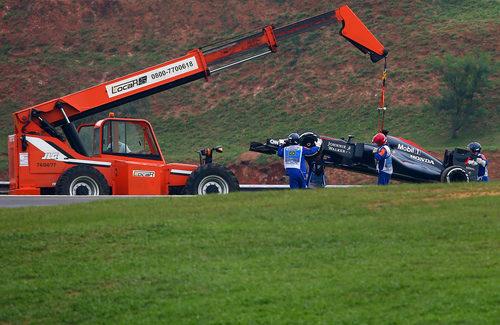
[183,164,239,195]
[55,165,110,195]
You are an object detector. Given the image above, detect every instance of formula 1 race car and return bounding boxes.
[250,131,479,183]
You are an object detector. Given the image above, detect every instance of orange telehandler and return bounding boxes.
[8,5,387,195]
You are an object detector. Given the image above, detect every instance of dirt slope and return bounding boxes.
[0,0,498,184]
[230,151,500,185]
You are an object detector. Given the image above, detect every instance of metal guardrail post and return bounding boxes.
[0,181,9,194]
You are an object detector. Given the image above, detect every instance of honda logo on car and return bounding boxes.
[409,154,435,165]
[133,170,155,177]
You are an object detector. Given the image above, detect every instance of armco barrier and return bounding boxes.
[0,182,359,195]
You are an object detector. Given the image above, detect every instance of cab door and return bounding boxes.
[93,118,167,194]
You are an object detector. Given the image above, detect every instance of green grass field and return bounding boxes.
[1,183,499,324]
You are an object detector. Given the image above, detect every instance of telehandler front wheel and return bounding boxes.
[183,164,239,195]
[55,165,110,195]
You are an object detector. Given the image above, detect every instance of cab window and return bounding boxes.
[77,124,96,156]
[101,120,160,158]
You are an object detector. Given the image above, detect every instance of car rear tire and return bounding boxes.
[299,131,322,157]
[183,164,239,195]
[440,166,469,183]
[55,165,110,195]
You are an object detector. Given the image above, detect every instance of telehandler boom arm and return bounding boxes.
[13,5,387,148]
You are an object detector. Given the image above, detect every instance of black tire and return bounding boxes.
[440,165,469,183]
[55,165,110,195]
[183,164,239,195]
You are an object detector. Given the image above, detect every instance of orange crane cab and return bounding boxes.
[77,115,200,195]
[8,5,387,195]
[9,114,201,195]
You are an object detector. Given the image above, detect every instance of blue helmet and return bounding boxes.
[288,133,300,145]
[467,142,481,154]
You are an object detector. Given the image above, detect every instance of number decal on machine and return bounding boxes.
[37,162,56,168]
[150,61,195,79]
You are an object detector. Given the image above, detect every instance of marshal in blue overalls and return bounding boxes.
[277,133,319,189]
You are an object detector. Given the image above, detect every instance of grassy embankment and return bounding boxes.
[1,182,499,324]
[0,0,498,171]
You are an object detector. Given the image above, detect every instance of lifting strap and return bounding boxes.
[377,57,387,133]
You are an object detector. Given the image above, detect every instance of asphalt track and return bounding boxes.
[0,185,359,208]
[0,195,189,208]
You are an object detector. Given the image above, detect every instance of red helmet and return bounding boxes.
[372,133,387,146]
